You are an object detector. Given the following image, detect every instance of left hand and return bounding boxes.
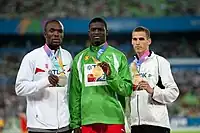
[138,80,153,94]
[98,61,111,76]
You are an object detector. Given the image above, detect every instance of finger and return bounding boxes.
[49,75,59,85]
[50,74,59,81]
[103,63,109,67]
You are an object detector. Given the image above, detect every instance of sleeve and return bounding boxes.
[152,57,179,104]
[15,53,50,96]
[107,54,133,96]
[69,59,82,129]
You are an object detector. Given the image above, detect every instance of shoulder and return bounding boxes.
[23,47,42,60]
[74,48,89,61]
[108,46,127,58]
[61,48,73,59]
[155,53,170,66]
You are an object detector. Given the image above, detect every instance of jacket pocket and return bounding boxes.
[33,89,57,126]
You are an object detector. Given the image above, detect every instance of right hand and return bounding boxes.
[74,127,81,133]
[48,74,59,86]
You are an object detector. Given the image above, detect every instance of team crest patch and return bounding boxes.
[84,55,90,60]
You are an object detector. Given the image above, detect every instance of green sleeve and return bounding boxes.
[107,54,133,97]
[69,59,81,129]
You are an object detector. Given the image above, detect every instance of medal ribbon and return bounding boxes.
[44,44,64,74]
[133,50,150,71]
[96,42,108,60]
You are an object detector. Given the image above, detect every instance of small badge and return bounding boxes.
[84,55,90,60]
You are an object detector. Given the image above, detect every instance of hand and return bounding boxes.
[138,80,153,94]
[74,127,81,133]
[98,61,111,76]
[48,74,59,86]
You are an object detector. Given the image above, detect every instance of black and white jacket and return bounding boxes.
[128,51,179,129]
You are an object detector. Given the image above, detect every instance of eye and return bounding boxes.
[58,29,63,33]
[49,28,55,33]
[132,37,145,41]
[132,38,137,41]
[139,37,145,41]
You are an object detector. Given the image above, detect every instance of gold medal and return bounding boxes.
[91,57,104,78]
[92,66,104,78]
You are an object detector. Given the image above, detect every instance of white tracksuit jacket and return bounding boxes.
[129,52,179,129]
[15,46,72,129]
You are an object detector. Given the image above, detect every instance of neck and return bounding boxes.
[137,50,149,59]
[46,43,59,51]
[92,41,106,47]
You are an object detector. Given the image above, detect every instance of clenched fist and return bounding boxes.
[97,61,111,76]
[48,74,59,87]
[138,80,153,94]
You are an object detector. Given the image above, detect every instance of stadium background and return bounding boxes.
[0,0,200,133]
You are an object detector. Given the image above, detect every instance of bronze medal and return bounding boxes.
[131,62,142,85]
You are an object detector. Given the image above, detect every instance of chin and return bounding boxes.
[50,43,60,50]
[93,41,101,46]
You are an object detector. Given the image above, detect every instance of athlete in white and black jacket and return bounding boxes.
[128,26,179,133]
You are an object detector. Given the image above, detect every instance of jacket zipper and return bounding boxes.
[137,64,141,125]
[56,92,59,133]
[136,95,140,125]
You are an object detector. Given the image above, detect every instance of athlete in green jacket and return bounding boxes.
[69,17,132,133]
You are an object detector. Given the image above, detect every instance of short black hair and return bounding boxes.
[89,17,107,30]
[133,26,151,39]
[44,19,62,32]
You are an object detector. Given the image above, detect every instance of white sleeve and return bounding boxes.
[15,53,50,96]
[152,57,179,104]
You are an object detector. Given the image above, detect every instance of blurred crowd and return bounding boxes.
[0,0,200,19]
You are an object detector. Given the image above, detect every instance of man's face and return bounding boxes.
[132,31,151,53]
[44,21,64,50]
[89,22,107,46]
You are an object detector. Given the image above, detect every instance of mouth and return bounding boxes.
[94,36,100,39]
[52,39,61,43]
[135,46,142,49]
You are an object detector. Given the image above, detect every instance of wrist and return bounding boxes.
[151,87,154,96]
[133,84,138,91]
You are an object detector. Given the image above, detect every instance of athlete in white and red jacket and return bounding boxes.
[15,20,72,133]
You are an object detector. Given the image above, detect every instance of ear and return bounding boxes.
[106,29,108,36]
[44,31,47,38]
[148,38,152,46]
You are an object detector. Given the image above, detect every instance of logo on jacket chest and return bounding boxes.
[35,64,70,75]
[84,64,107,87]
[139,72,152,78]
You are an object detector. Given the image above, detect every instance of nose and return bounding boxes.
[53,31,59,37]
[94,29,100,34]
[136,39,140,45]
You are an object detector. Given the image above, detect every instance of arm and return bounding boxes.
[69,60,82,129]
[15,54,50,96]
[152,57,179,104]
[107,54,133,96]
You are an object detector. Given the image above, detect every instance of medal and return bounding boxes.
[131,62,142,85]
[57,72,67,87]
[92,65,104,78]
[92,57,104,78]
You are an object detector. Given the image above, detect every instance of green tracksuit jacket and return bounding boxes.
[69,44,132,129]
